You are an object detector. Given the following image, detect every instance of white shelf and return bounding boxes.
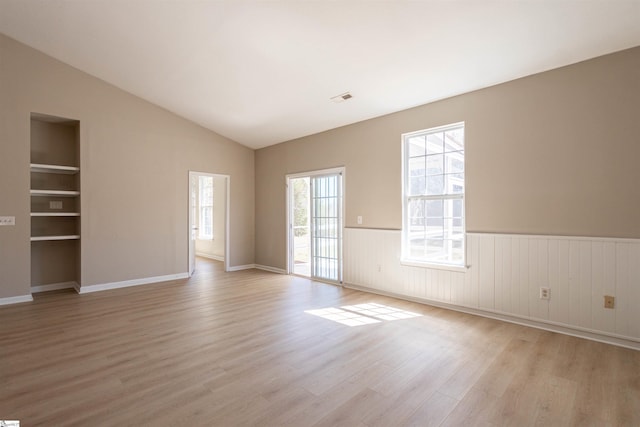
[31,235,80,242]
[30,163,79,174]
[31,212,80,217]
[30,189,80,197]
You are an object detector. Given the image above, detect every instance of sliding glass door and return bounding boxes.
[288,169,343,283]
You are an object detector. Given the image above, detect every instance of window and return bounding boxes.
[402,123,465,267]
[199,175,214,240]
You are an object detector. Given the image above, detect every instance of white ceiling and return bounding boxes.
[1,1,639,149]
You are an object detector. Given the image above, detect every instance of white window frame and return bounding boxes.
[401,122,467,271]
[198,175,214,240]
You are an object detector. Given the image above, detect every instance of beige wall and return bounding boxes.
[0,33,254,298]
[255,46,640,270]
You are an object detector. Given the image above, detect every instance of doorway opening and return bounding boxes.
[188,171,230,276]
[287,167,344,284]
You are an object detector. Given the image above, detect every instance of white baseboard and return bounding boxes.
[0,294,33,306]
[78,272,189,294]
[344,282,640,351]
[255,264,286,274]
[31,281,77,294]
[227,264,256,272]
[196,252,224,262]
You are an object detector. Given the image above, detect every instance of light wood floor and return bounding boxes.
[1,258,639,426]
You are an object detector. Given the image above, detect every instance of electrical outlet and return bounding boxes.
[539,287,550,300]
[604,295,615,309]
[377,264,381,273]
[0,216,16,226]
[49,201,63,210]
[357,215,363,225]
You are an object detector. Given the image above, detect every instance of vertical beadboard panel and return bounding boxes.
[629,244,640,338]
[468,234,480,308]
[343,229,640,343]
[532,239,549,320]
[578,241,592,329]
[568,240,581,326]
[517,237,530,317]
[478,234,495,310]
[494,236,505,313]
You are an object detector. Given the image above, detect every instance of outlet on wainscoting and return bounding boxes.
[539,287,550,300]
[604,295,615,309]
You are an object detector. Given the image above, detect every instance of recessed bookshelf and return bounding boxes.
[30,163,79,174]
[30,235,81,242]
[31,212,80,217]
[30,113,80,292]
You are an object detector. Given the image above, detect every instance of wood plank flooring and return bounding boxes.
[1,258,639,426]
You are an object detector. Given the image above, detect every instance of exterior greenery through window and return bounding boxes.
[403,123,465,266]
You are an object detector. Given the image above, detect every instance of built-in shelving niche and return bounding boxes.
[30,113,80,293]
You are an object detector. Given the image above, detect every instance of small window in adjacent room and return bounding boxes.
[199,175,214,240]
[402,122,465,268]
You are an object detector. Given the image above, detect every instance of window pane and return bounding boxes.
[409,199,425,226]
[408,156,425,195]
[425,200,443,218]
[451,198,464,218]
[426,154,443,176]
[445,128,464,152]
[403,124,464,266]
[450,239,464,263]
[426,175,444,195]
[410,176,425,196]
[445,173,464,194]
[408,135,425,157]
[444,151,464,174]
[426,239,444,257]
[426,133,444,154]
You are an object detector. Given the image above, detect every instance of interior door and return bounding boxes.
[310,173,342,282]
[188,172,197,276]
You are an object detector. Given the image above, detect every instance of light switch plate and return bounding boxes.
[0,216,16,226]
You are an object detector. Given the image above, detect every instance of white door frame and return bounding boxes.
[286,166,345,282]
[188,171,231,274]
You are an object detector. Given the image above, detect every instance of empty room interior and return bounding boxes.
[1,1,640,425]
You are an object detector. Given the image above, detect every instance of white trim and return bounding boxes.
[31,235,80,241]
[196,252,224,262]
[466,231,640,244]
[286,166,345,280]
[255,264,286,274]
[31,212,80,217]
[31,281,77,293]
[286,166,345,180]
[0,294,33,306]
[77,273,189,294]
[227,264,256,272]
[399,259,469,272]
[188,171,231,275]
[30,163,79,174]
[401,122,466,269]
[30,189,80,197]
[344,282,640,351]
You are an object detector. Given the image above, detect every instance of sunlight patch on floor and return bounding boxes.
[305,303,421,326]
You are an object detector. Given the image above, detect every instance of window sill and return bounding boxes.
[400,258,469,273]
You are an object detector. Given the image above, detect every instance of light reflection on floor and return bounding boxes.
[305,303,421,327]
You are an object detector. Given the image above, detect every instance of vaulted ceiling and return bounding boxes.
[1,1,639,149]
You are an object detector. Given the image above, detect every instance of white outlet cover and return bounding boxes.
[0,216,16,226]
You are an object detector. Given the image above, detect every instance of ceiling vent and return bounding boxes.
[330,92,353,103]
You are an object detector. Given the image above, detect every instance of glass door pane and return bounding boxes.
[310,173,342,282]
[291,177,310,277]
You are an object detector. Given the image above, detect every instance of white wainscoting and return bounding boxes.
[343,228,640,348]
